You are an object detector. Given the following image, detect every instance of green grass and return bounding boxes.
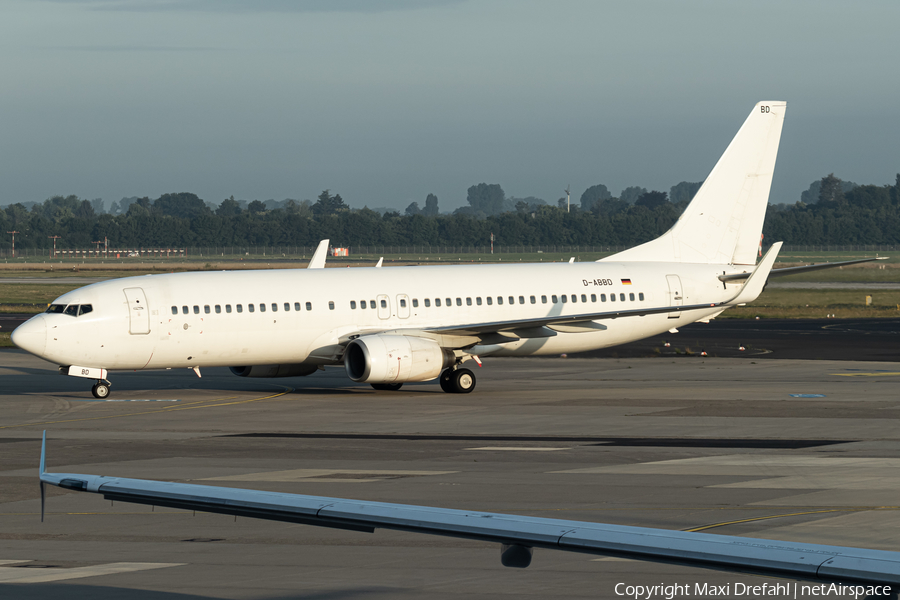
[0,283,84,312]
[0,332,12,348]
[726,288,900,319]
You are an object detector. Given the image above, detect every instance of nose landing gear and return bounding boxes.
[91,381,111,399]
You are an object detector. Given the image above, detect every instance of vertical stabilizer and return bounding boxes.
[604,101,786,265]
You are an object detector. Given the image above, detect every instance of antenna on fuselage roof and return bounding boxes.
[308,239,329,269]
[375,257,383,268]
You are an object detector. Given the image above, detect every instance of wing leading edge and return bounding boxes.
[39,434,900,586]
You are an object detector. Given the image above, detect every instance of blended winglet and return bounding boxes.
[308,239,330,269]
[726,241,783,306]
[39,431,46,522]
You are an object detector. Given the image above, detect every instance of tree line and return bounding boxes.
[1,174,898,251]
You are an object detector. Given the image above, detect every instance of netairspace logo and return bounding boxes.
[614,582,893,599]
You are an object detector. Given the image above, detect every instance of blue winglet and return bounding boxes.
[39,430,46,522]
[40,430,46,475]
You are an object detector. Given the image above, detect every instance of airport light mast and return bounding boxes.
[7,230,18,257]
[48,235,61,259]
[564,185,571,213]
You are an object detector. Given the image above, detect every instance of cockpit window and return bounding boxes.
[46,303,94,317]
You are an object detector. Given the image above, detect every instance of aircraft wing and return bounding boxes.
[719,256,888,282]
[38,435,900,586]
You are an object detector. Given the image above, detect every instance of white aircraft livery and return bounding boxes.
[9,101,882,398]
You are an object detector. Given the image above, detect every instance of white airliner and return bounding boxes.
[10,101,883,399]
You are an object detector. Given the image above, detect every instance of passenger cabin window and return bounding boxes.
[571,295,577,303]
[456,298,462,306]
[226,305,232,313]
[466,297,472,306]
[215,305,221,314]
[629,293,635,301]
[530,296,536,304]
[329,301,335,310]
[497,296,503,305]
[551,295,558,303]
[412,299,419,308]
[610,294,616,302]
[601,294,607,302]
[508,296,514,305]
[369,300,375,309]
[487,297,493,305]
[380,299,387,308]
[182,306,189,314]
[424,299,431,307]
[284,303,290,311]
[204,305,210,314]
[435,298,441,307]
[541,295,547,304]
[193,305,199,314]
[351,301,357,309]
[620,293,626,301]
[306,302,312,311]
[171,306,178,315]
[249,304,255,313]
[400,299,407,308]
[259,304,265,312]
[591,294,596,302]
[476,297,482,306]
[272,303,278,312]
[445,298,451,307]
[519,296,525,304]
[639,293,645,301]
[237,304,243,313]
[294,302,301,311]
[581,294,587,303]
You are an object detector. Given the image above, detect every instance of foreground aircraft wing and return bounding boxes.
[719,256,888,282]
[37,434,900,586]
[426,244,782,338]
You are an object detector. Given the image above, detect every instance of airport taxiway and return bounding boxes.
[2,350,900,599]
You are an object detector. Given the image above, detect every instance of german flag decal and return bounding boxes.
[621,278,632,285]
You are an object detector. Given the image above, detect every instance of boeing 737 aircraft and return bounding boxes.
[10,102,884,398]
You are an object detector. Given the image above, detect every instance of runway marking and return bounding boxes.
[684,509,852,532]
[0,561,184,584]
[82,399,181,402]
[789,394,826,398]
[465,447,571,451]
[203,468,457,483]
[0,386,293,430]
[833,372,900,377]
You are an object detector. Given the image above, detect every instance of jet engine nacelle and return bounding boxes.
[344,335,453,384]
[230,364,318,378]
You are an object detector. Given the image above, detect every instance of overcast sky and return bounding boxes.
[1,0,897,211]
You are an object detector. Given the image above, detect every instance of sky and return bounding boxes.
[1,0,898,212]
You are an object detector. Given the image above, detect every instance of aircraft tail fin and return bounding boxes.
[605,101,786,266]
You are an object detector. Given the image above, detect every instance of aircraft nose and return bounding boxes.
[11,314,47,356]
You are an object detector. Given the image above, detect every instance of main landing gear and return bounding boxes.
[439,367,476,394]
[371,383,403,391]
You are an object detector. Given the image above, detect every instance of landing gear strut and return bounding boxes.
[91,380,111,399]
[439,368,476,394]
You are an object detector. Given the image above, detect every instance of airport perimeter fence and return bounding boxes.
[1,244,898,260]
